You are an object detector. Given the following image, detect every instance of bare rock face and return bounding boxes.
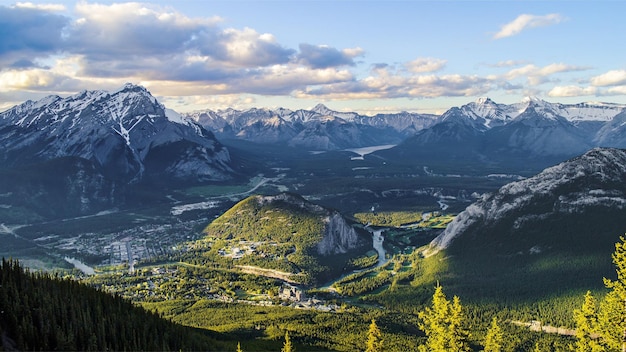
[317,213,362,256]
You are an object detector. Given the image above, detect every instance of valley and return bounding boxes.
[3,86,626,350]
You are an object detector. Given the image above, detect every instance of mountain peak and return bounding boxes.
[114,82,148,94]
[521,96,546,105]
[475,97,495,105]
[312,103,332,114]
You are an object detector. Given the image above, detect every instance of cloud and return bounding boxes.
[548,85,597,97]
[494,13,564,39]
[486,60,530,68]
[199,27,295,67]
[505,63,589,86]
[606,86,626,95]
[14,2,66,11]
[405,58,446,73]
[297,44,363,69]
[590,70,626,87]
[295,64,494,100]
[0,5,69,59]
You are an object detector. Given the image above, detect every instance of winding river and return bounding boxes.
[371,228,388,267]
[321,227,388,290]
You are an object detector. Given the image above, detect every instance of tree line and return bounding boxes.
[0,258,225,351]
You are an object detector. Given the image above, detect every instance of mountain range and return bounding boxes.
[185,103,437,150]
[375,97,626,174]
[185,94,626,174]
[3,84,626,218]
[0,83,234,184]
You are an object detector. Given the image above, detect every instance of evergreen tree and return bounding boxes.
[602,236,626,352]
[417,285,470,352]
[236,341,243,352]
[366,319,384,352]
[282,331,294,352]
[572,291,604,352]
[483,317,503,352]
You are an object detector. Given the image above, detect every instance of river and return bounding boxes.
[320,227,388,290]
[371,228,388,267]
[64,257,95,275]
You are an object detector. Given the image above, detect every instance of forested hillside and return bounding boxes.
[0,258,225,351]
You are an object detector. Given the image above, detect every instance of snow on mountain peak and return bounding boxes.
[522,96,544,104]
[475,97,494,105]
[312,103,331,113]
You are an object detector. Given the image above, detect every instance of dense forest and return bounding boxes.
[0,258,227,351]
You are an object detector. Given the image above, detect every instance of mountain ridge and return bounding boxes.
[0,83,234,184]
[430,147,626,251]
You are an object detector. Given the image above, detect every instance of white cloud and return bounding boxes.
[548,85,597,97]
[505,63,589,86]
[494,13,564,39]
[590,70,626,87]
[606,86,626,95]
[13,2,66,12]
[294,65,494,101]
[405,58,446,73]
[487,60,530,68]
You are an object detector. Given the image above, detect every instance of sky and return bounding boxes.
[1,0,626,115]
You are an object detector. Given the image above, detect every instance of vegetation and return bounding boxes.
[417,285,470,352]
[0,258,225,351]
[282,331,294,352]
[571,236,626,351]
[484,318,504,352]
[366,319,384,352]
[353,211,454,229]
[354,211,425,227]
[200,193,369,284]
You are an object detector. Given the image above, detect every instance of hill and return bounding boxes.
[408,148,626,325]
[201,193,371,284]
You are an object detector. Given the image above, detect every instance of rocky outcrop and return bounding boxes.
[317,213,362,256]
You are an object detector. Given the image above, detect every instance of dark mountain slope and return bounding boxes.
[425,148,626,306]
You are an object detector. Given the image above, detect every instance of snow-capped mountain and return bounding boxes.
[430,147,626,251]
[0,83,234,183]
[377,97,626,173]
[185,104,437,150]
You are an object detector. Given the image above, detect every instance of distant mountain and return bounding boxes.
[425,148,626,301]
[202,192,370,284]
[0,83,234,184]
[185,104,437,150]
[376,97,626,174]
[0,84,236,219]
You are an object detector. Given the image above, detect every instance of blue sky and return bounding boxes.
[1,1,626,114]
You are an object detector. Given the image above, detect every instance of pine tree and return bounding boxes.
[572,291,604,352]
[366,319,383,352]
[417,285,470,352]
[236,341,243,352]
[602,236,626,352]
[484,317,503,352]
[282,331,294,352]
